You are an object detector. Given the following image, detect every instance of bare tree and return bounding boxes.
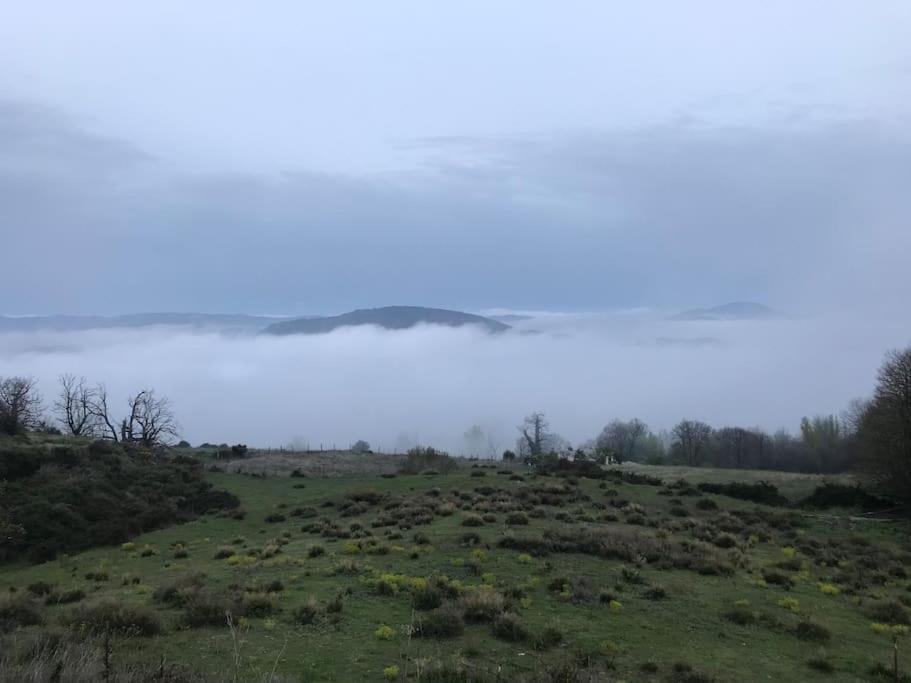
[0,376,43,435]
[518,411,550,460]
[87,384,120,442]
[595,418,648,464]
[672,419,713,466]
[54,374,98,436]
[122,390,180,447]
[857,347,911,499]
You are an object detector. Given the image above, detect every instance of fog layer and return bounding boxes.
[1,312,906,453]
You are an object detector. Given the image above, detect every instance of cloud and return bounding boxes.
[1,312,906,452]
[1,98,909,316]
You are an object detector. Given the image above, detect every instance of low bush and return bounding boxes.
[793,619,831,642]
[461,514,484,527]
[491,612,530,642]
[505,512,529,526]
[64,599,161,636]
[44,589,86,606]
[696,481,787,506]
[1,439,239,563]
[800,483,888,510]
[459,589,505,622]
[26,581,54,597]
[182,591,231,627]
[415,606,464,638]
[292,597,322,626]
[413,585,443,611]
[0,594,42,632]
[868,600,910,625]
[399,447,459,475]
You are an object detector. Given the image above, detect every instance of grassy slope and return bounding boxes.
[1,465,908,682]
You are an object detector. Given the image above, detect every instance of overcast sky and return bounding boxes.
[2,1,910,315]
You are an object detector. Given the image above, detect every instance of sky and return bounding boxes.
[1,1,910,316]
[1,3,911,447]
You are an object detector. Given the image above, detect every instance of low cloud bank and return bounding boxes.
[0,312,907,454]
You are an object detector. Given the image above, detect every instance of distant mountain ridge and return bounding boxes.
[262,306,510,335]
[670,302,783,321]
[0,313,290,333]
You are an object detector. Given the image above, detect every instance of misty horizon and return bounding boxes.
[2,2,910,453]
[1,307,905,454]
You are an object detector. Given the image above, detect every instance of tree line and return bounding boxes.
[509,346,910,499]
[0,374,178,447]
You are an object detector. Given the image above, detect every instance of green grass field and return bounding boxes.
[2,462,910,682]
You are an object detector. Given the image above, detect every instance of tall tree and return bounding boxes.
[595,418,648,464]
[0,376,43,435]
[122,390,180,447]
[518,411,550,460]
[672,419,713,466]
[857,347,911,499]
[54,374,97,436]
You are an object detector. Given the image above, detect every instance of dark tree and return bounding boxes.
[595,418,648,464]
[0,376,43,435]
[672,419,713,466]
[54,374,97,437]
[87,384,120,442]
[518,411,550,461]
[121,389,180,447]
[857,347,911,499]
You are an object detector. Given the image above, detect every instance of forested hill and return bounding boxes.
[261,306,510,335]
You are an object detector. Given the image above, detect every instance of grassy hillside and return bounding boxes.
[1,457,909,681]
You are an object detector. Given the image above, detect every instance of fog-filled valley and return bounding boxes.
[1,308,903,453]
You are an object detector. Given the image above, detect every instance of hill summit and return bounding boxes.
[670,302,783,321]
[261,306,510,335]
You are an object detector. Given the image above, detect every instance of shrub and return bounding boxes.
[64,599,161,636]
[45,589,86,606]
[374,624,396,640]
[696,481,787,506]
[761,569,793,588]
[182,592,231,627]
[696,498,718,511]
[793,619,831,642]
[214,545,235,559]
[459,588,505,623]
[292,597,322,625]
[643,585,667,601]
[800,483,887,510]
[491,612,530,642]
[399,447,459,475]
[506,512,529,526]
[713,533,738,549]
[807,658,834,674]
[459,531,481,546]
[868,600,910,625]
[413,585,443,611]
[0,594,42,632]
[777,597,800,613]
[383,665,400,681]
[461,514,484,527]
[237,592,276,618]
[724,607,755,625]
[265,513,286,523]
[307,545,326,558]
[532,624,565,650]
[26,581,54,597]
[153,573,207,607]
[416,606,465,638]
